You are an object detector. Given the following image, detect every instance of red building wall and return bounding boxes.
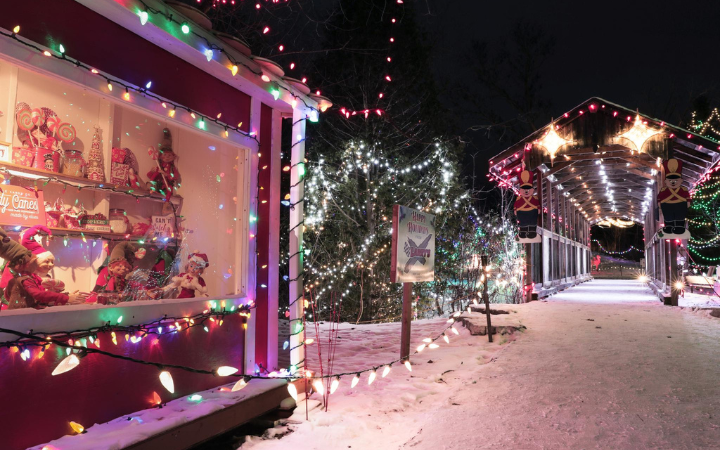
[0,1,258,448]
[0,314,246,450]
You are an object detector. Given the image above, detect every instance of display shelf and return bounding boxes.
[0,223,178,243]
[0,161,183,205]
[0,161,103,186]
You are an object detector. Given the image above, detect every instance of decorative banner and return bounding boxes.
[391,205,435,283]
[0,184,46,225]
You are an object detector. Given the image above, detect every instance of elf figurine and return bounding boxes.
[658,158,690,236]
[154,252,209,299]
[92,242,146,296]
[4,226,89,309]
[514,170,540,239]
[147,128,181,198]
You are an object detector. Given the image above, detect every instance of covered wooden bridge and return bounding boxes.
[488,97,720,304]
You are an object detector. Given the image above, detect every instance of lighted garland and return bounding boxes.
[1,26,261,142]
[591,239,643,255]
[1,306,466,398]
[1,300,252,352]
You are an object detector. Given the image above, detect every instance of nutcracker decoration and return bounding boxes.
[514,169,541,243]
[658,158,691,238]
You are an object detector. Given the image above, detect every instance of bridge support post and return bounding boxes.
[670,240,679,306]
[524,243,534,302]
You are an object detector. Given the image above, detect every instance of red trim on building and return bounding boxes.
[1,0,251,132]
[254,103,273,370]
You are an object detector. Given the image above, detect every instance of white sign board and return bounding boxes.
[391,205,435,283]
[150,214,175,239]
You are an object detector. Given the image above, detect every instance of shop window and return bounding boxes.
[0,60,249,311]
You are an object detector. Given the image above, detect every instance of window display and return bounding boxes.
[0,59,248,311]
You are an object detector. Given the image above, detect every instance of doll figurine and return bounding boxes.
[4,226,89,309]
[93,242,146,295]
[128,167,144,190]
[154,252,209,299]
[147,128,181,198]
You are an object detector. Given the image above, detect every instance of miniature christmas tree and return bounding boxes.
[86,126,105,182]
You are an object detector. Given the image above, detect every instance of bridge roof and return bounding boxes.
[488,97,720,225]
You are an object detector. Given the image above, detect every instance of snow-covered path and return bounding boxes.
[244,279,720,450]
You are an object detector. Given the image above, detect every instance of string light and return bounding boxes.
[159,371,174,393]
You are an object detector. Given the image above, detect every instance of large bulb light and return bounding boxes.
[159,370,175,393]
[52,354,80,376]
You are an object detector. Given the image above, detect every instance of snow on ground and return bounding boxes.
[244,279,720,450]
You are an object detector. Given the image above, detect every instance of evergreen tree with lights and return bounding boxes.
[685,97,720,266]
[276,0,496,323]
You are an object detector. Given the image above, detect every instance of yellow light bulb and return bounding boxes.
[404,360,412,372]
[368,370,377,385]
[232,378,248,391]
[287,383,298,401]
[13,26,20,34]
[216,366,238,376]
[381,365,391,378]
[330,377,340,394]
[231,65,239,76]
[351,374,360,388]
[69,421,85,434]
[312,379,324,396]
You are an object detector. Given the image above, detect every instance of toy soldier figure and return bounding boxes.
[514,170,540,239]
[657,158,690,235]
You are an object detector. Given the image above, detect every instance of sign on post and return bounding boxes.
[391,205,435,360]
[391,205,435,283]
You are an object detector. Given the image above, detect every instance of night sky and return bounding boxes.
[421,0,720,160]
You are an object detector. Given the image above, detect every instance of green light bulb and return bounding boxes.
[139,11,149,25]
[181,23,190,34]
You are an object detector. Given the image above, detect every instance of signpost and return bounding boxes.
[391,205,435,360]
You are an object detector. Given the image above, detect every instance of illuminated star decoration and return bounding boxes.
[616,115,662,153]
[535,122,574,166]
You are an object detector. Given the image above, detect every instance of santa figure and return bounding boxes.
[514,170,540,239]
[4,226,88,309]
[658,158,690,235]
[155,252,209,299]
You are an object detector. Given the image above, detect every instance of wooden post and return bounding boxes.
[525,242,533,302]
[400,282,412,360]
[670,240,679,306]
[482,268,493,343]
[480,255,493,342]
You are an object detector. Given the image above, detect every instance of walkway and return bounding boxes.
[243,279,720,450]
[418,279,720,449]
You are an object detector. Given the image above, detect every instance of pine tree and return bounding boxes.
[282,0,482,322]
[685,101,720,265]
